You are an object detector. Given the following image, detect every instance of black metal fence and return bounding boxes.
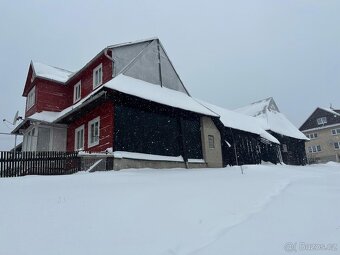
[0,151,80,177]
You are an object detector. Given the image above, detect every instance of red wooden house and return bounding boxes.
[12,38,224,169]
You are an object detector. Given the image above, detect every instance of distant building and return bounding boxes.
[235,97,308,165]
[299,107,340,163]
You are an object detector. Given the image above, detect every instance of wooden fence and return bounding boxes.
[0,151,80,177]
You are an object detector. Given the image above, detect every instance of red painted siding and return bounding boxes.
[25,100,38,117]
[37,79,70,111]
[68,53,113,104]
[23,52,113,118]
[22,66,34,96]
[66,100,114,152]
[25,79,70,117]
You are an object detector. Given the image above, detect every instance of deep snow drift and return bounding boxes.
[0,163,339,255]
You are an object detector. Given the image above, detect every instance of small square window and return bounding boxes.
[335,142,340,150]
[332,129,340,135]
[317,117,327,125]
[93,64,103,89]
[317,145,321,152]
[208,135,215,149]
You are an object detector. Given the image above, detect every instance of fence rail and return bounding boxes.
[0,151,80,177]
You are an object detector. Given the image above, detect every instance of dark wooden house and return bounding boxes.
[198,100,282,166]
[236,97,308,165]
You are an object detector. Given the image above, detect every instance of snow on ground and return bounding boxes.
[0,163,339,255]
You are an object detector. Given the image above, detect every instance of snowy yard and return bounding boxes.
[0,163,339,255]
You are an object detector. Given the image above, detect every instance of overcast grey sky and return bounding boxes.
[0,0,339,150]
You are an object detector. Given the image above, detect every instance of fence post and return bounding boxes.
[106,157,114,171]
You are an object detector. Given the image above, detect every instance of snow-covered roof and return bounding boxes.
[107,37,158,49]
[319,107,340,117]
[197,100,280,144]
[235,97,308,140]
[104,74,218,117]
[14,74,217,134]
[26,111,61,123]
[11,111,63,134]
[32,61,74,83]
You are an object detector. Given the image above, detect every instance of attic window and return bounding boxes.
[317,117,327,125]
[26,86,36,110]
[93,64,103,89]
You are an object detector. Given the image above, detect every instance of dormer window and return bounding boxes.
[73,81,81,103]
[26,86,36,110]
[317,117,327,125]
[93,63,103,89]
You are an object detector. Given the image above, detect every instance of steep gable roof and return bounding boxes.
[235,97,308,140]
[31,61,74,83]
[108,38,190,95]
[197,100,280,144]
[299,107,340,131]
[13,74,217,134]
[319,107,340,117]
[22,61,75,96]
[24,38,190,96]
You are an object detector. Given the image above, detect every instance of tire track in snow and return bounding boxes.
[182,179,294,255]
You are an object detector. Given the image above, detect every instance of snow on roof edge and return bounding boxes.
[104,74,218,117]
[32,61,74,83]
[319,107,340,117]
[196,99,280,144]
[107,37,158,49]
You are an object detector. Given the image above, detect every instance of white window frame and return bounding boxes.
[308,145,322,153]
[93,63,103,89]
[306,133,318,139]
[88,117,100,148]
[331,128,340,135]
[26,86,36,110]
[317,117,327,125]
[73,81,81,103]
[75,125,85,151]
[334,142,340,150]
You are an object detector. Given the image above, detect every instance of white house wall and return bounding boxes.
[37,127,51,151]
[51,127,67,151]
